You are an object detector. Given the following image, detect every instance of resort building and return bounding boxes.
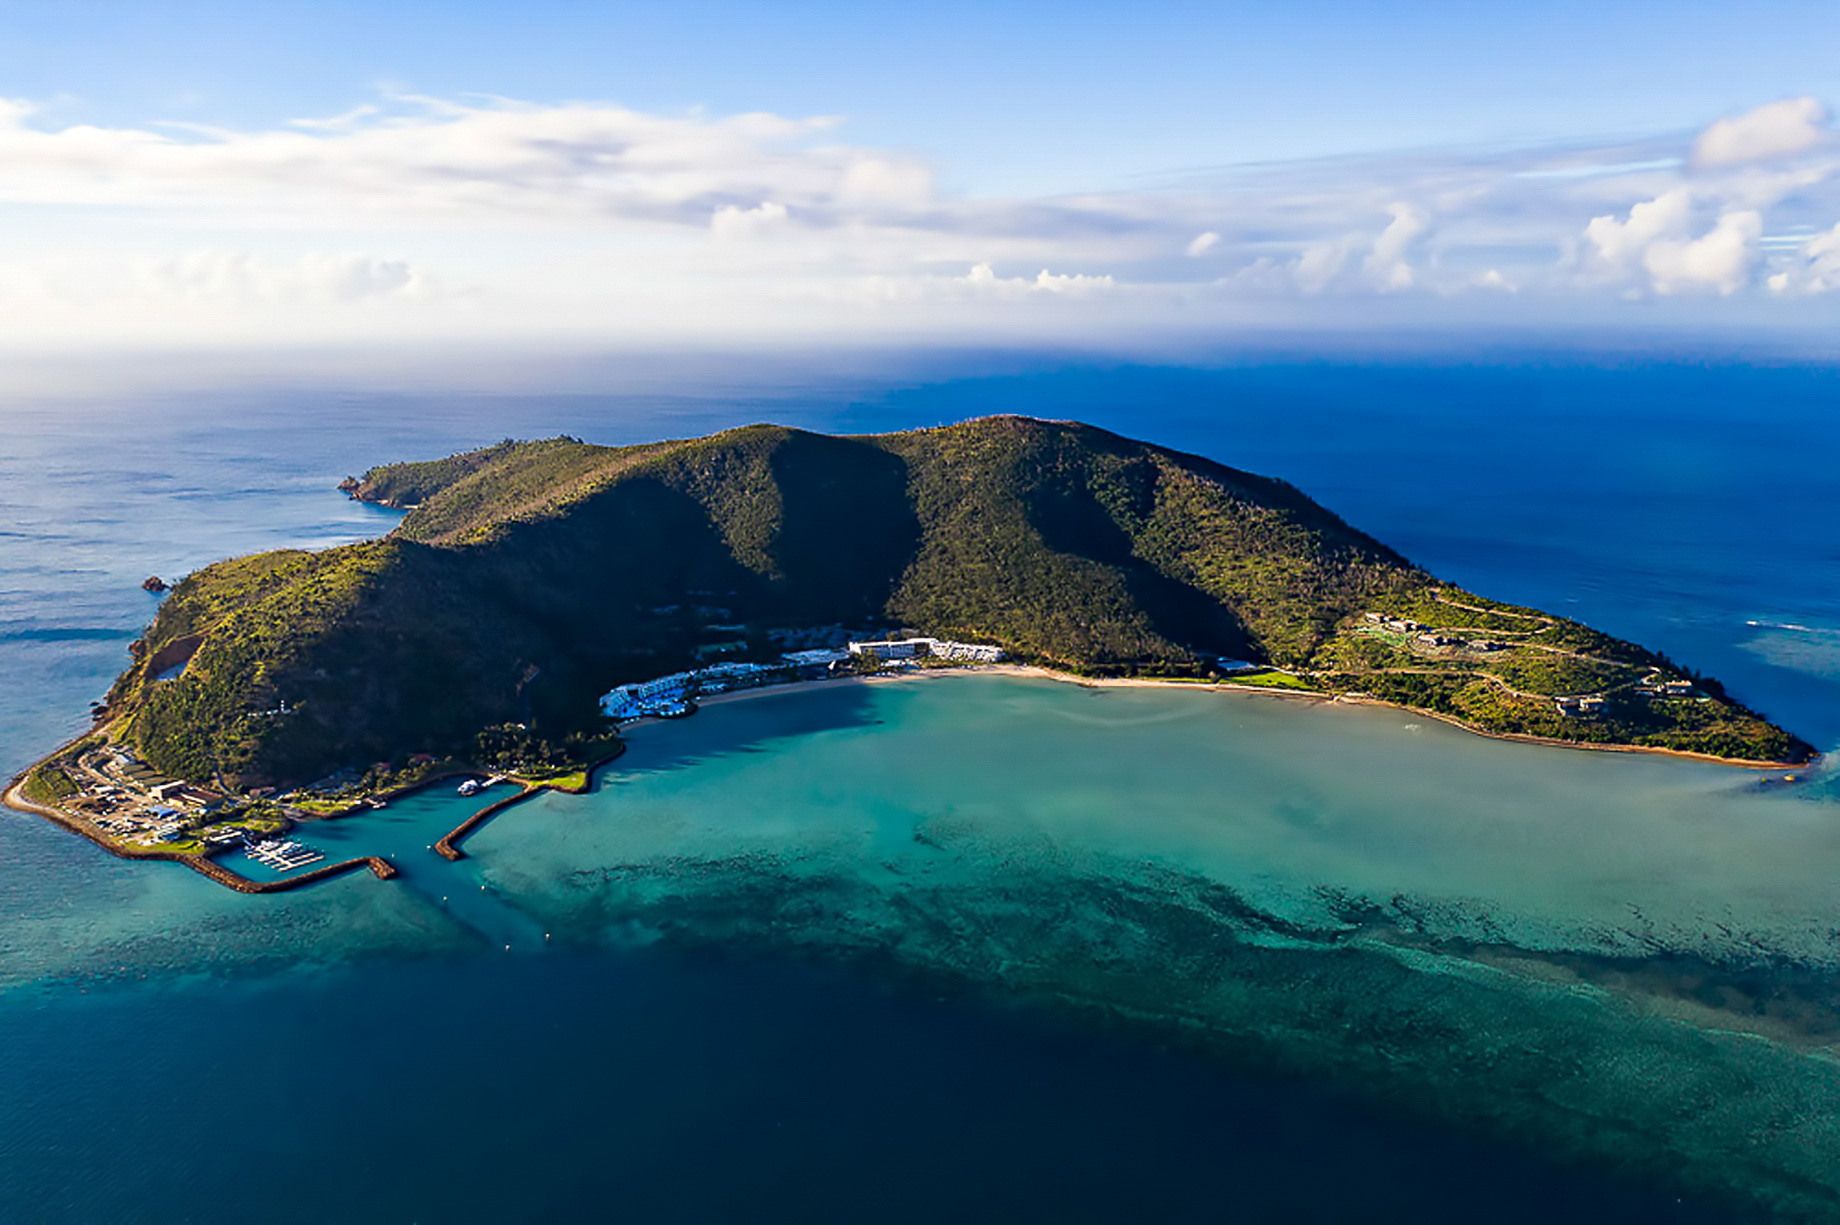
[928,639,1007,663]
[849,639,924,661]
[601,639,1003,723]
[847,637,1005,663]
[1364,613,1426,634]
[1555,694,1608,717]
[599,661,785,721]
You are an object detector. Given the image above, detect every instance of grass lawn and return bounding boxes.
[1224,670,1315,690]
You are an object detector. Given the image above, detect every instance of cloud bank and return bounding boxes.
[1692,97,1831,168]
[0,92,1836,350]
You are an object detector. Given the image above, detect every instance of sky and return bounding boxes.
[3,0,1839,368]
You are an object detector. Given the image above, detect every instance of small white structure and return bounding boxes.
[1555,694,1607,717]
[928,639,1006,663]
[847,637,1005,664]
[850,639,925,662]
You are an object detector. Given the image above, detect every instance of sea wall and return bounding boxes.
[435,745,626,860]
[435,787,533,860]
[185,854,396,893]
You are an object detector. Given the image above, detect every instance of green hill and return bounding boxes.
[98,416,1811,786]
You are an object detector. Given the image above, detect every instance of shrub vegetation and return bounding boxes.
[80,415,1809,785]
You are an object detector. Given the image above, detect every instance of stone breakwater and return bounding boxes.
[435,745,626,861]
[184,853,396,892]
[436,787,534,861]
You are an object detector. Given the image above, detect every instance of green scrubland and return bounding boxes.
[85,416,1807,787]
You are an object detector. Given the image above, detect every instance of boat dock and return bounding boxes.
[244,837,326,872]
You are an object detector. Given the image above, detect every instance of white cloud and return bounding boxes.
[1583,190,1693,268]
[1584,192,1761,294]
[818,263,1117,307]
[1767,223,1840,295]
[1031,268,1114,295]
[1692,97,1831,169]
[963,263,1115,298]
[711,200,791,239]
[0,89,1836,354]
[0,95,921,229]
[838,157,933,204]
[1285,206,1428,294]
[143,252,420,304]
[1644,209,1761,295]
[1293,241,1352,294]
[1363,203,1428,290]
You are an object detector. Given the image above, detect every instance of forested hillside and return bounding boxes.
[97,416,1808,785]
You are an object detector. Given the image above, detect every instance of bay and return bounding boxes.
[2,355,1837,1220]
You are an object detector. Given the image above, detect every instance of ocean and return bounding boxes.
[2,356,1837,1221]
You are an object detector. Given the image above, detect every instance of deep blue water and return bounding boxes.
[0,952,1737,1225]
[2,355,1837,1221]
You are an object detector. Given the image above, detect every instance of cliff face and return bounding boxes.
[104,416,1808,785]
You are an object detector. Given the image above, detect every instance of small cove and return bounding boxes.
[221,781,546,948]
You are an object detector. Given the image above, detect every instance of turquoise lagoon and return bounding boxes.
[463,674,1840,1217]
[11,673,1835,1216]
[6,360,1840,1221]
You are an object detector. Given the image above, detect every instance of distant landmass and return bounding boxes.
[42,416,1816,795]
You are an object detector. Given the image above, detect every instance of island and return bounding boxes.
[7,415,1815,882]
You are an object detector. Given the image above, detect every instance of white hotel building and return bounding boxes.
[847,637,1005,664]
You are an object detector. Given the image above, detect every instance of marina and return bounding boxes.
[243,837,325,872]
